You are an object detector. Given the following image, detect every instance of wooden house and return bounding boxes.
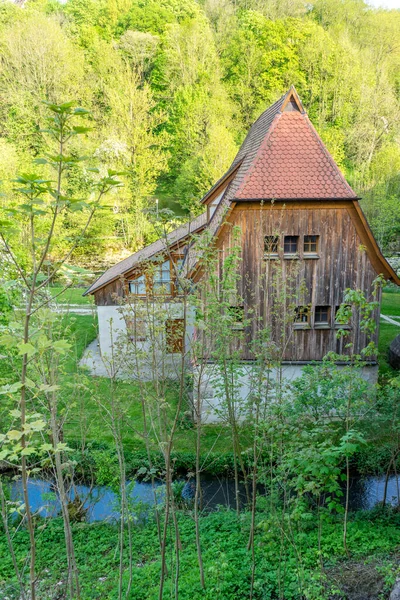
[84,87,399,395]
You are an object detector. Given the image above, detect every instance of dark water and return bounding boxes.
[10,475,400,523]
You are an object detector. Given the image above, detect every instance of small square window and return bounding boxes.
[315,306,330,325]
[264,236,279,255]
[284,236,299,254]
[294,306,310,324]
[166,319,185,353]
[304,235,319,254]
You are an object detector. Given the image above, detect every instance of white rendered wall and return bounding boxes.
[95,306,378,421]
[192,362,379,424]
[95,304,195,380]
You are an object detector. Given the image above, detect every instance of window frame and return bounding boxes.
[228,305,245,331]
[128,255,185,298]
[165,318,185,354]
[264,235,280,259]
[152,259,173,295]
[128,273,146,296]
[294,305,311,329]
[314,305,331,329]
[173,255,185,296]
[303,235,319,258]
[126,317,147,342]
[334,304,352,330]
[283,235,299,258]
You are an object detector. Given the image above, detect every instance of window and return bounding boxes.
[294,306,310,328]
[129,274,146,295]
[153,260,172,294]
[264,235,279,256]
[228,306,245,330]
[315,306,330,327]
[126,318,146,342]
[284,236,299,254]
[335,305,352,329]
[304,235,319,254]
[166,319,185,353]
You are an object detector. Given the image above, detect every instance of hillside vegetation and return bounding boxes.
[0,0,399,270]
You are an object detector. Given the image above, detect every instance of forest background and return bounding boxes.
[0,0,399,276]
[1,2,400,599]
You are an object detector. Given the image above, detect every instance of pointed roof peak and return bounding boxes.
[281,86,305,114]
[227,87,357,201]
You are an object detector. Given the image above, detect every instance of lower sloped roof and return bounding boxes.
[84,212,207,296]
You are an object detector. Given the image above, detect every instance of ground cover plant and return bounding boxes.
[1,509,400,600]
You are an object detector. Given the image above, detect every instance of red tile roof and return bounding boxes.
[235,111,356,200]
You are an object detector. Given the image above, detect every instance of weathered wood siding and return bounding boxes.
[215,201,381,362]
[94,278,125,306]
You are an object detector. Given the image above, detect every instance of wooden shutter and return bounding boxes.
[166,319,184,353]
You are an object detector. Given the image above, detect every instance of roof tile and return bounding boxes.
[235,112,356,200]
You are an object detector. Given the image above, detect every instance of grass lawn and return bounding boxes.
[58,313,237,456]
[379,288,400,378]
[49,285,94,305]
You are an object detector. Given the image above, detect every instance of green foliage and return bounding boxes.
[0,0,397,270]
[0,510,400,599]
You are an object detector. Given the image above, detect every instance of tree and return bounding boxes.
[0,101,122,600]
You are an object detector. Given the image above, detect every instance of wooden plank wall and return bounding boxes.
[94,278,125,306]
[215,201,380,361]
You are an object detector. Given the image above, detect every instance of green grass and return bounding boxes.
[56,314,236,456]
[381,288,400,316]
[379,288,400,378]
[49,286,94,305]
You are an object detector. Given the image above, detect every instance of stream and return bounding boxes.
[9,475,400,523]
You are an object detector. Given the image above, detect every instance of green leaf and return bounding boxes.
[73,107,90,115]
[0,382,23,395]
[40,443,53,453]
[21,447,37,456]
[18,343,36,358]
[53,340,72,354]
[0,449,9,461]
[7,430,22,441]
[72,126,92,134]
[39,384,60,393]
[28,420,46,432]
[0,334,16,347]
[55,442,72,452]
